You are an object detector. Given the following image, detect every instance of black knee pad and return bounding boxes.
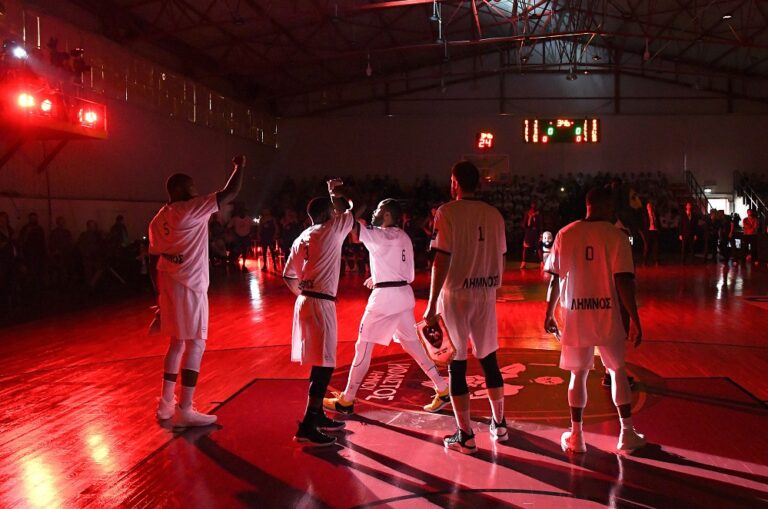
[308,366,334,398]
[479,352,504,389]
[448,360,469,396]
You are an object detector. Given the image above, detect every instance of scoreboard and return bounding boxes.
[523,118,599,144]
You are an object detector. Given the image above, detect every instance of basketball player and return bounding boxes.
[283,179,355,446]
[151,155,245,427]
[424,161,508,454]
[323,199,450,416]
[544,186,646,454]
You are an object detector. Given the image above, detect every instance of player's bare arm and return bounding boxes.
[615,273,642,347]
[216,155,246,208]
[544,274,561,338]
[423,250,450,325]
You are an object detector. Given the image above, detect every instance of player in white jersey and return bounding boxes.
[323,199,450,416]
[424,161,508,454]
[150,155,245,427]
[283,179,355,446]
[544,186,647,454]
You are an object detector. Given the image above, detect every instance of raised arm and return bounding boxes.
[216,155,246,209]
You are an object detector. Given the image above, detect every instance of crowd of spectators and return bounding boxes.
[3,168,765,314]
[0,212,149,310]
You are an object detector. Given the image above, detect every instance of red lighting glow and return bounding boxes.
[476,131,495,150]
[79,109,98,126]
[17,93,35,108]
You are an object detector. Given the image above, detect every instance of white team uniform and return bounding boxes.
[357,225,417,345]
[148,193,219,340]
[430,199,506,361]
[283,211,354,367]
[543,220,635,371]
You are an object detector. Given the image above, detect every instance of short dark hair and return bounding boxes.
[379,199,402,225]
[307,197,332,223]
[451,161,480,192]
[585,186,613,208]
[166,173,192,196]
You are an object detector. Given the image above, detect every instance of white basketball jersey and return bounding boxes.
[359,226,414,284]
[544,220,634,346]
[430,199,506,291]
[283,211,354,297]
[149,193,218,292]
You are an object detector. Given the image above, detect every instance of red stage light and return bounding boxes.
[40,99,53,113]
[79,109,98,125]
[17,93,35,108]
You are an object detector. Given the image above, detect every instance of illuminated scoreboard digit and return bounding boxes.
[523,118,599,144]
[476,131,494,150]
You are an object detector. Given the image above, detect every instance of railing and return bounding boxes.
[734,171,768,226]
[684,170,713,214]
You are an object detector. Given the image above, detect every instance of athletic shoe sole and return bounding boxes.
[293,436,337,447]
[444,442,477,454]
[423,400,450,413]
[491,430,509,442]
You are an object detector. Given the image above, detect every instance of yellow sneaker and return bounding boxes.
[423,388,451,413]
[323,392,355,415]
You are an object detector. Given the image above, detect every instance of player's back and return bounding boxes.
[359,226,414,284]
[284,212,353,297]
[432,199,506,291]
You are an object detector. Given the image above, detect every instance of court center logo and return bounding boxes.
[330,348,652,423]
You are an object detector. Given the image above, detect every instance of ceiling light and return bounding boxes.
[722,13,733,20]
[11,45,27,59]
[592,54,601,61]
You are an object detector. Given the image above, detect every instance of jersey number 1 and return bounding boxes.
[478,226,485,242]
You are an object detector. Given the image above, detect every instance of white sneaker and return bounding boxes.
[173,405,217,428]
[618,428,646,452]
[561,430,586,453]
[490,418,509,442]
[156,397,176,420]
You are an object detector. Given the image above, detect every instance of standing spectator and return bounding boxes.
[520,201,543,269]
[678,202,698,264]
[279,208,302,270]
[18,212,47,290]
[742,209,759,264]
[108,215,130,249]
[0,211,17,306]
[717,211,733,264]
[257,208,279,272]
[208,213,228,264]
[77,220,106,289]
[730,213,742,262]
[642,202,660,266]
[228,206,254,272]
[702,209,720,263]
[49,216,74,286]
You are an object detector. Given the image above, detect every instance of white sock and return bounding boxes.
[571,420,583,433]
[490,398,504,423]
[454,406,472,434]
[343,342,373,401]
[161,379,176,402]
[401,340,448,393]
[619,416,633,430]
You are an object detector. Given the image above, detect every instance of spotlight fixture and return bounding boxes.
[565,71,577,81]
[704,187,712,194]
[11,45,27,59]
[592,54,601,61]
[722,13,733,20]
[521,55,529,64]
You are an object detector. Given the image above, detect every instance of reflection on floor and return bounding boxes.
[1,262,767,508]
